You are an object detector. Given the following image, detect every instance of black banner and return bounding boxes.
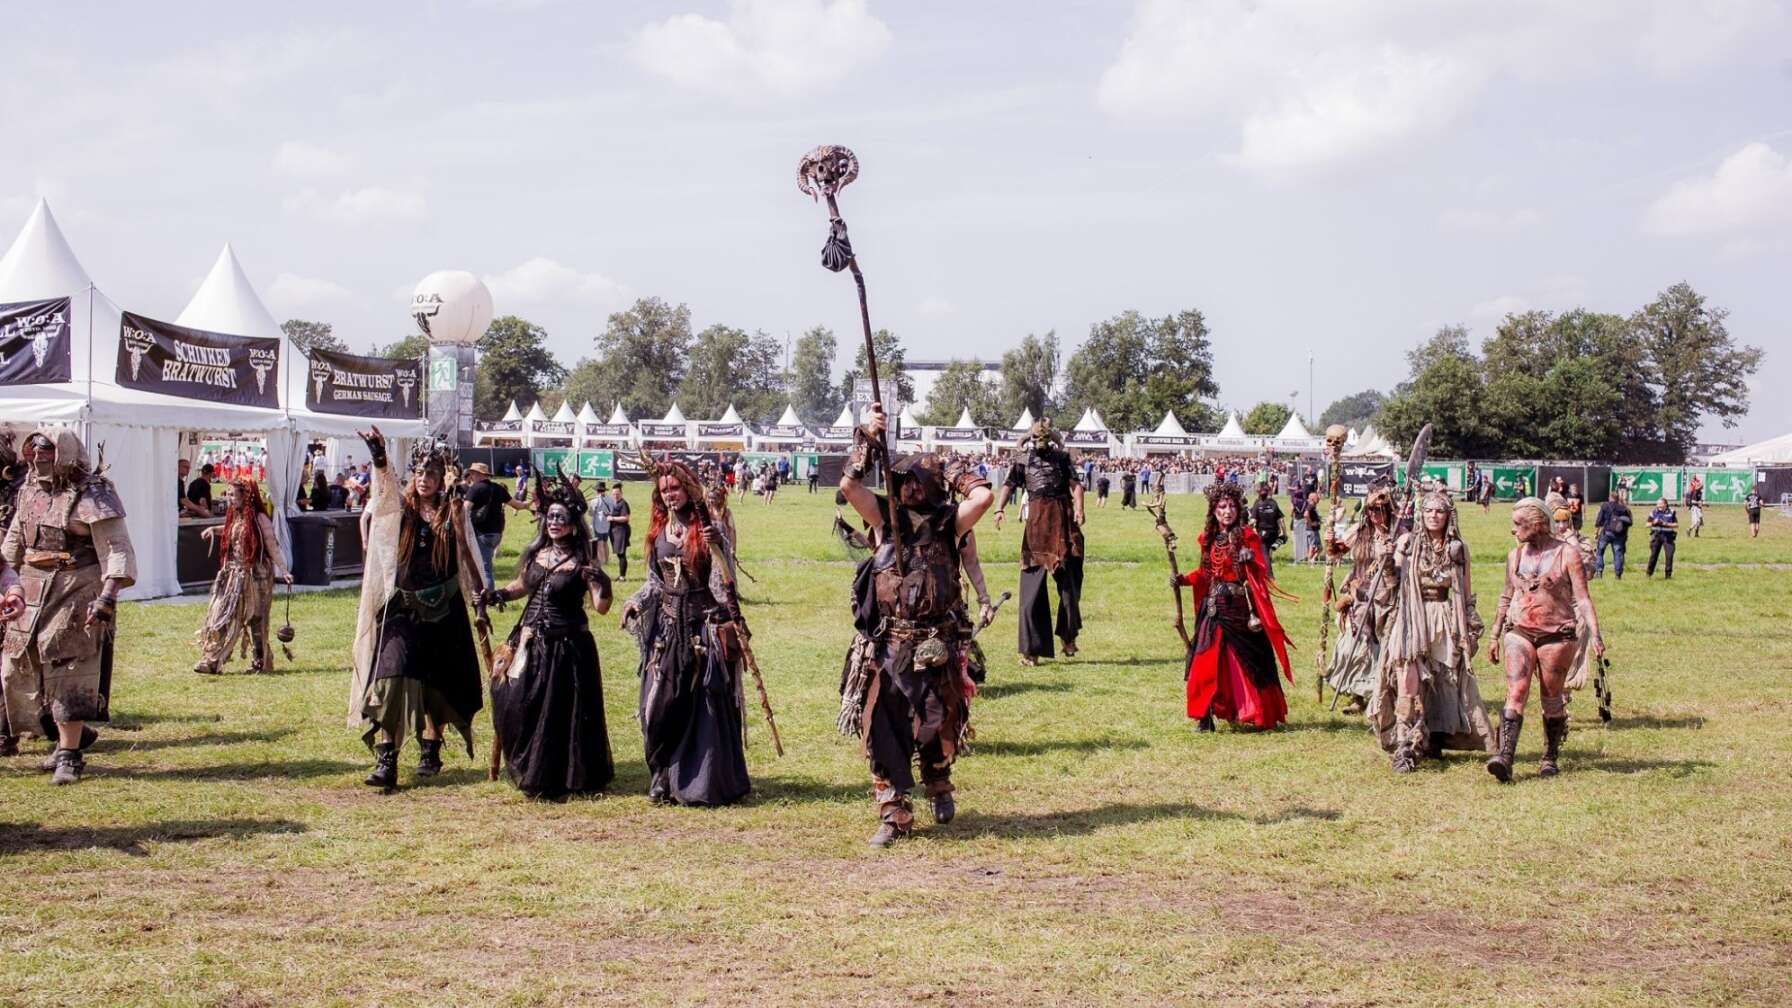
[816,425,854,441]
[532,420,575,437]
[479,419,525,433]
[118,311,279,408]
[1338,461,1396,497]
[1065,431,1109,447]
[760,424,806,440]
[582,422,632,438]
[0,297,72,384]
[304,347,421,419]
[639,422,687,439]
[696,422,744,438]
[1136,435,1198,447]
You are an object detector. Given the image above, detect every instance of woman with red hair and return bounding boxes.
[620,460,751,806]
[1174,482,1294,730]
[194,478,291,675]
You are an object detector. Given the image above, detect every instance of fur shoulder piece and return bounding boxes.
[73,472,127,522]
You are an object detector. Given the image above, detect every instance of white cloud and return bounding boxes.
[1470,294,1530,322]
[283,186,427,224]
[272,141,351,178]
[631,0,891,100]
[482,257,631,309]
[267,272,351,312]
[917,296,956,318]
[1097,0,1785,177]
[1438,207,1543,235]
[1643,142,1792,239]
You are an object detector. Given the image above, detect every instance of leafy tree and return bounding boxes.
[1630,282,1761,461]
[474,316,566,420]
[998,331,1060,424]
[1318,389,1385,431]
[920,359,1002,427]
[679,324,785,422]
[373,332,429,361]
[788,325,842,425]
[1062,309,1221,433]
[281,319,348,354]
[592,297,693,420]
[1378,326,1498,459]
[838,328,914,407]
[1242,400,1292,436]
[558,358,614,419]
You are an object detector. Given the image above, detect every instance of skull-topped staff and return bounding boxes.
[798,144,902,579]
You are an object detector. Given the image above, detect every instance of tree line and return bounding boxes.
[281,280,1759,462]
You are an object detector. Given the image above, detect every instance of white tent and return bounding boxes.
[1216,412,1248,439]
[550,400,576,424]
[1064,406,1114,453]
[955,407,979,428]
[754,403,810,449]
[719,403,742,424]
[1710,432,1792,466]
[663,403,686,424]
[1153,411,1189,437]
[607,403,630,424]
[575,401,599,424]
[1275,412,1311,441]
[1012,407,1035,431]
[816,404,857,444]
[501,400,523,422]
[1272,412,1321,454]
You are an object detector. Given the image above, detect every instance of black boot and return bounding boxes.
[38,725,98,772]
[1486,713,1522,783]
[416,738,443,779]
[364,742,398,790]
[1196,713,1216,732]
[1540,716,1568,777]
[50,747,83,785]
[0,733,16,758]
[1430,732,1449,761]
[928,788,956,825]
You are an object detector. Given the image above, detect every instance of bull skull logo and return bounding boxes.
[30,327,49,369]
[250,358,275,395]
[309,357,332,400]
[395,368,417,408]
[122,326,155,381]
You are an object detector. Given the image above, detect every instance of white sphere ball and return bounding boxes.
[410,270,493,346]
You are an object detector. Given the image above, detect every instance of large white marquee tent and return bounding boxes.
[0,200,426,598]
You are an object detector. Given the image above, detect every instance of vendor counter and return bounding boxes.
[177,510,366,589]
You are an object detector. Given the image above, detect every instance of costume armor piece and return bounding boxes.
[1000,431,1084,661]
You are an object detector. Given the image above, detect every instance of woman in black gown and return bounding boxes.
[621,459,751,807]
[484,469,615,800]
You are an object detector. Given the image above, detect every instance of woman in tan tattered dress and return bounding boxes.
[194,479,291,675]
[1370,491,1494,771]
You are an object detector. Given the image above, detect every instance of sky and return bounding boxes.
[3,0,1789,441]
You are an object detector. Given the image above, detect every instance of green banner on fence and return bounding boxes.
[1611,467,1679,503]
[1691,468,1750,504]
[1395,461,1466,491]
[1489,466,1536,501]
[577,450,614,480]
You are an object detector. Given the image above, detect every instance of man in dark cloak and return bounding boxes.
[992,419,1085,665]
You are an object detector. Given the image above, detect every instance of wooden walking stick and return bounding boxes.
[1146,486,1191,652]
[1317,425,1348,702]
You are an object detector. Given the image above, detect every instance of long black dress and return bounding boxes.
[363,514,484,754]
[491,556,615,799]
[629,529,750,807]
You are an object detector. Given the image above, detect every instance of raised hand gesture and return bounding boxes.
[358,426,387,468]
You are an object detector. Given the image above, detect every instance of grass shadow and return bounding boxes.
[1575,754,1715,777]
[100,759,364,782]
[0,818,307,857]
[750,775,874,804]
[104,713,226,731]
[1603,715,1706,730]
[1277,719,1365,734]
[959,801,1248,839]
[976,680,1074,701]
[97,728,300,754]
[972,737,1149,757]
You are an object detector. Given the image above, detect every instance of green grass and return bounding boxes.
[2,489,1789,1007]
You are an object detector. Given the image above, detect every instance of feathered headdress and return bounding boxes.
[532,462,587,519]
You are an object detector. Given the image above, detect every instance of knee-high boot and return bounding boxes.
[1486,713,1522,783]
[1540,716,1568,777]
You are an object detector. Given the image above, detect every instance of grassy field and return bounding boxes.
[1,487,1788,1007]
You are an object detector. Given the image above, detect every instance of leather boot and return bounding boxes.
[38,726,98,772]
[1540,716,1569,778]
[1486,713,1522,783]
[926,781,956,824]
[364,742,398,790]
[416,738,444,779]
[1196,713,1216,732]
[50,747,83,785]
[868,795,914,849]
[1430,732,1449,761]
[1390,725,1417,773]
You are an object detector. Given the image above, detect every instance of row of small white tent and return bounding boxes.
[0,199,428,599]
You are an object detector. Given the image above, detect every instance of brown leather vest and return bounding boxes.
[872,504,962,624]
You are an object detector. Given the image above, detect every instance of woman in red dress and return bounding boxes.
[1174,482,1294,730]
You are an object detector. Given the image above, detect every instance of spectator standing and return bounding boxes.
[1301,492,1322,562]
[589,480,613,567]
[1140,463,1153,497]
[308,470,332,513]
[1096,471,1111,508]
[186,462,217,517]
[1645,498,1678,579]
[1566,483,1585,531]
[1250,481,1285,577]
[1288,480,1308,563]
[606,483,632,579]
[464,463,529,589]
[1120,469,1137,509]
[1593,491,1633,579]
[1745,488,1763,538]
[1685,476,1704,538]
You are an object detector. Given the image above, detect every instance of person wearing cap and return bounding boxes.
[463,462,530,590]
[1645,497,1678,579]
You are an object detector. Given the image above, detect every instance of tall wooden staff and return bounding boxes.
[1316,424,1349,702]
[798,144,902,583]
[1145,486,1191,652]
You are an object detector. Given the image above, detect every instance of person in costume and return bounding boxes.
[193,478,292,676]
[992,418,1084,665]
[1174,481,1293,731]
[0,429,136,785]
[348,428,487,791]
[838,404,995,847]
[1370,490,1493,771]
[1487,497,1604,782]
[484,467,615,800]
[621,458,751,807]
[1323,484,1396,714]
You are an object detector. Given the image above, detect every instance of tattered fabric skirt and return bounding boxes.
[195,559,274,670]
[637,598,750,807]
[359,597,484,755]
[1186,592,1286,729]
[843,627,969,795]
[1368,599,1495,753]
[1324,614,1380,700]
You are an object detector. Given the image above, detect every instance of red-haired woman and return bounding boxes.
[1174,482,1294,730]
[620,460,751,806]
[194,478,291,675]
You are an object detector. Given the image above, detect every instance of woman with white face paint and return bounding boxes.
[484,467,615,800]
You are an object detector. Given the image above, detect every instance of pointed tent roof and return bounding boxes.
[525,401,548,421]
[1346,426,1360,445]
[830,405,856,428]
[718,403,743,424]
[0,199,93,297]
[1152,411,1188,438]
[502,400,523,422]
[1010,406,1035,431]
[176,244,282,340]
[1275,412,1311,440]
[896,403,925,436]
[1711,431,1792,466]
[775,403,804,427]
[575,400,599,423]
[953,406,978,428]
[550,400,576,423]
[607,403,630,424]
[1216,411,1248,439]
[662,402,686,424]
[1074,407,1108,432]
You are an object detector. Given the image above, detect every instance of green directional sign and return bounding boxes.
[1611,467,1679,502]
[576,450,614,480]
[531,448,575,475]
[1490,465,1536,502]
[1693,468,1750,504]
[1395,461,1465,491]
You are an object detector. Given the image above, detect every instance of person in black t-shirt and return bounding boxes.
[606,483,632,579]
[1250,481,1285,577]
[464,463,529,589]
[186,463,216,517]
[1745,490,1763,538]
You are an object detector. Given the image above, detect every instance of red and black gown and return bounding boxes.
[1177,526,1293,728]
